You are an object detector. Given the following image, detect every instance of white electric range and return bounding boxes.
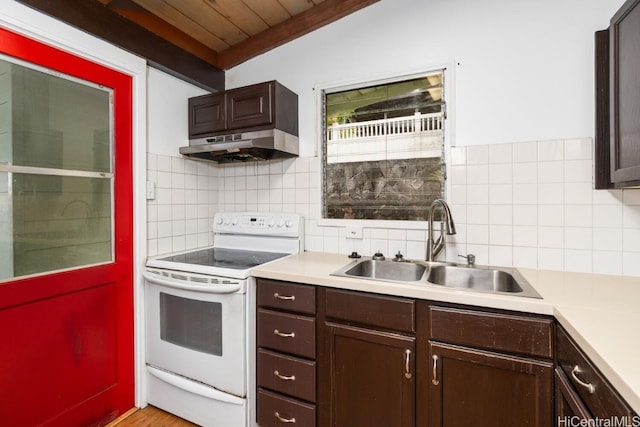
[143,212,304,427]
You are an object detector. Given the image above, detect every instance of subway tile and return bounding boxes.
[489,245,513,267]
[538,226,564,248]
[537,248,564,271]
[467,164,489,184]
[513,205,537,226]
[489,184,513,205]
[489,225,512,246]
[538,183,564,205]
[489,205,512,225]
[467,224,489,244]
[513,162,537,183]
[622,228,640,252]
[592,251,623,275]
[489,143,512,164]
[157,155,172,172]
[564,138,592,160]
[564,159,592,183]
[593,205,623,228]
[564,205,593,228]
[592,227,623,251]
[512,141,537,163]
[467,145,489,164]
[467,185,489,205]
[450,165,467,186]
[513,225,538,247]
[538,140,564,161]
[564,227,592,250]
[564,182,593,205]
[513,183,538,205]
[623,205,640,229]
[450,146,466,165]
[538,161,564,183]
[564,249,593,273]
[466,204,489,224]
[538,205,564,227]
[513,246,538,269]
[489,164,513,184]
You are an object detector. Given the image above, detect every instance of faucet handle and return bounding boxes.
[458,254,476,267]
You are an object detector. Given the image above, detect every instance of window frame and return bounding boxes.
[316,64,456,230]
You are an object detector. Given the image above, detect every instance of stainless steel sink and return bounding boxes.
[341,259,428,282]
[331,258,541,298]
[426,265,541,296]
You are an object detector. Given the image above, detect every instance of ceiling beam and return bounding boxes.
[219,0,380,70]
[14,0,225,92]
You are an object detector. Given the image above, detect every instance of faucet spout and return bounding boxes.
[426,199,456,261]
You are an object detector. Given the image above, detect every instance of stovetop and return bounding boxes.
[157,247,289,271]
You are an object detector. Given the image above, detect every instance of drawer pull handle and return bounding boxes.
[404,349,412,379]
[274,292,296,301]
[274,412,296,423]
[274,370,296,381]
[274,329,296,338]
[432,355,440,385]
[571,366,595,394]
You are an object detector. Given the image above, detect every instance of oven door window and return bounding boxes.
[159,292,222,356]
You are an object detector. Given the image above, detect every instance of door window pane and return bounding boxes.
[0,56,113,281]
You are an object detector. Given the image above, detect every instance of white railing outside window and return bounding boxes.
[327,112,443,164]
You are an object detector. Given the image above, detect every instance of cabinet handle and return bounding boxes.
[432,355,440,385]
[571,365,595,394]
[274,412,296,423]
[274,370,296,381]
[274,292,296,301]
[404,349,412,379]
[273,329,295,338]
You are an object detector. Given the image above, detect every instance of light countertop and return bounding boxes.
[252,251,640,414]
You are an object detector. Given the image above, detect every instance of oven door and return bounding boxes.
[144,269,246,397]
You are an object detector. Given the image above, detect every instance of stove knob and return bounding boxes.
[223,218,230,225]
[285,219,293,228]
[268,219,275,227]
[277,219,285,228]
[231,218,239,226]
[216,217,223,225]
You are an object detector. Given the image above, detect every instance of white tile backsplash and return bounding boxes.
[147,137,640,276]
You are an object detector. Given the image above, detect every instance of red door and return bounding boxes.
[0,28,134,426]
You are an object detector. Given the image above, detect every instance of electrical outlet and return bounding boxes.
[345,226,363,239]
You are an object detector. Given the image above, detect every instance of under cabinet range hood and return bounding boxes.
[182,81,299,163]
[180,129,299,163]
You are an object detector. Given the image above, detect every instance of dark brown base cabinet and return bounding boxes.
[255,279,637,427]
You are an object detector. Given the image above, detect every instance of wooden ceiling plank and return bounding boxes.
[13,0,225,91]
[113,8,219,66]
[241,0,291,27]
[278,0,315,16]
[204,0,269,37]
[219,0,379,69]
[159,0,248,46]
[130,0,231,51]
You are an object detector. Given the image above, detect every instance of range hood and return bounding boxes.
[180,129,299,163]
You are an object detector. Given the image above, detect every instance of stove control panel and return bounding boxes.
[213,212,303,237]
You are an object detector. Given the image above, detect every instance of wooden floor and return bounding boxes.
[108,406,197,427]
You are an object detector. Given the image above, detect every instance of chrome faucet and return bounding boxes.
[426,199,456,261]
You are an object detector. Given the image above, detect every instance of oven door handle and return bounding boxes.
[143,271,241,294]
[147,366,245,405]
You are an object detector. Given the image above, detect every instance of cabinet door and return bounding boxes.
[325,322,415,427]
[555,368,592,424]
[428,341,553,427]
[227,82,272,130]
[188,92,225,137]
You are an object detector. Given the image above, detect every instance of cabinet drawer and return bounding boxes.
[258,389,315,427]
[325,288,415,332]
[429,305,553,358]
[258,349,316,402]
[556,327,634,419]
[258,309,316,358]
[258,279,316,314]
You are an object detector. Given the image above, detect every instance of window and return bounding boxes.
[322,70,446,221]
[0,54,113,280]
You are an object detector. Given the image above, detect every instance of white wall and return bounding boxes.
[226,0,625,152]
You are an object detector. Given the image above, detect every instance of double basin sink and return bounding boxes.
[331,258,541,299]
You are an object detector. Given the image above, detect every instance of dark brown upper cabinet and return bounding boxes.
[598,0,640,188]
[188,81,298,139]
